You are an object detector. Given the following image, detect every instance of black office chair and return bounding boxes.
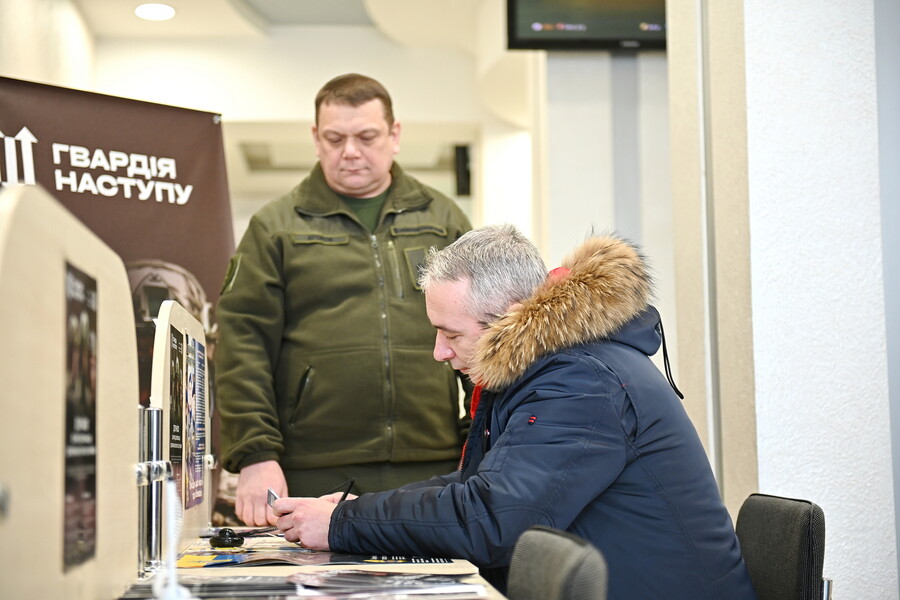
[735,493,832,600]
[507,525,608,600]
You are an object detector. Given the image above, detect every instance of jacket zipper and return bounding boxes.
[370,235,395,454]
[385,239,404,299]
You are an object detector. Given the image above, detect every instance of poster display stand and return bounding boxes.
[148,299,214,563]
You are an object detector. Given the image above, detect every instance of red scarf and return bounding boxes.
[457,385,483,470]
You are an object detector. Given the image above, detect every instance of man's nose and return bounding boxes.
[433,333,455,362]
[342,138,361,157]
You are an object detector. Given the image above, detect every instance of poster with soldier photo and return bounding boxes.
[63,262,97,570]
[169,326,184,501]
[184,336,207,509]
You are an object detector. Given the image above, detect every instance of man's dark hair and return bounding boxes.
[315,73,394,126]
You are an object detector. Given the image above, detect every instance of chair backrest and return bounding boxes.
[507,526,608,600]
[735,493,826,600]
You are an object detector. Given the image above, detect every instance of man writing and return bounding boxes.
[271,224,756,599]
[215,74,472,527]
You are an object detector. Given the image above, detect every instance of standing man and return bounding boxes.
[215,73,472,527]
[272,224,756,599]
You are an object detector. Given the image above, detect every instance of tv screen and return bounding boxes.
[507,0,666,51]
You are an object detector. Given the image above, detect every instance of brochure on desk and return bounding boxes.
[289,569,486,596]
[120,575,297,598]
[120,572,487,599]
[176,535,454,569]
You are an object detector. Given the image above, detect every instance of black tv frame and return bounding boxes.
[506,0,666,51]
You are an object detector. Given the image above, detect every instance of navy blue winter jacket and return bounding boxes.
[329,236,756,600]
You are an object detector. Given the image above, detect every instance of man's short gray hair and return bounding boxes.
[419,224,547,324]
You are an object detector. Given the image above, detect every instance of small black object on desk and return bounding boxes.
[209,527,245,548]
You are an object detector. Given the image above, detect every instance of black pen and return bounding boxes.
[338,478,355,502]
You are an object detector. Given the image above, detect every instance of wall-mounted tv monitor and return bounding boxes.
[507,0,666,51]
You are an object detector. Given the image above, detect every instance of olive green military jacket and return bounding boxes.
[215,163,472,474]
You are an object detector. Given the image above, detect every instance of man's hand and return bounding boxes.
[272,497,338,550]
[235,460,287,526]
[320,491,358,504]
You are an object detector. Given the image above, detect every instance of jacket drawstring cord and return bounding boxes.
[658,318,685,400]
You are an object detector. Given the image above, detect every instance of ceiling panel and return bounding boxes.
[72,0,264,38]
[236,0,373,26]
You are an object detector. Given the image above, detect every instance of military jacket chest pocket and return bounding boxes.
[290,233,350,245]
[389,224,448,291]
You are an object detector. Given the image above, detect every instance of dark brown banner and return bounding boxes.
[0,76,235,404]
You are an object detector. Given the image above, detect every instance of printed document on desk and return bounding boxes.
[121,572,488,599]
[177,536,454,569]
[289,569,488,598]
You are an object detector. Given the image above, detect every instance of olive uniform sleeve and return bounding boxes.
[214,215,287,473]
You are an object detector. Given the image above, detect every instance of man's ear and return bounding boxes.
[390,120,402,155]
[311,125,322,159]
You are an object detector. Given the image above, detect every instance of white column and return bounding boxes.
[745,1,897,597]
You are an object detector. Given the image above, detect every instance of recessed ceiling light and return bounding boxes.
[135,3,176,21]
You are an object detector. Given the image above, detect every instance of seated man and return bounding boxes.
[272,224,756,599]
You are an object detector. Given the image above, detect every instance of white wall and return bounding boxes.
[745,1,897,597]
[541,51,677,376]
[93,26,481,123]
[0,0,94,89]
[478,122,534,235]
[877,0,900,584]
[637,53,677,377]
[543,53,615,265]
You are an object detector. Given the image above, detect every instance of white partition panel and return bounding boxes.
[0,184,139,599]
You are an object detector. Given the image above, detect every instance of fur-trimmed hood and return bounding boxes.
[467,235,653,391]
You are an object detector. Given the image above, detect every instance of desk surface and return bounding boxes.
[163,535,506,599]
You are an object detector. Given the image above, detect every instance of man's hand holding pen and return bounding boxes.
[271,479,357,549]
[272,495,338,549]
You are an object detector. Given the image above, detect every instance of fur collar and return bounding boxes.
[468,236,651,391]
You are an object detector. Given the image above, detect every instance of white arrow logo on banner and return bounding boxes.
[0,129,8,185]
[16,127,37,185]
[0,126,38,186]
